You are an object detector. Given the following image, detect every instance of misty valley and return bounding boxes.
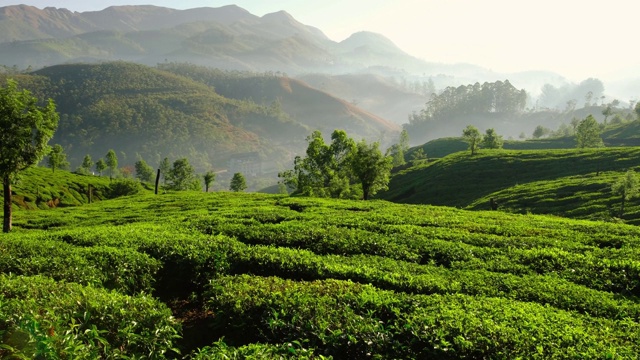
[1,3,640,359]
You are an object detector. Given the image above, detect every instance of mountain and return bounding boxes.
[298,73,428,125]
[0,4,485,79]
[1,61,398,172]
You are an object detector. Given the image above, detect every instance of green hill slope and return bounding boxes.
[379,147,640,211]
[1,166,117,211]
[1,62,311,170]
[4,192,640,357]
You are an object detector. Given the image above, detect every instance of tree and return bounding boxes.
[532,125,551,139]
[159,157,171,186]
[81,155,94,173]
[462,125,482,155]
[0,79,59,232]
[351,139,393,200]
[105,149,118,180]
[411,148,427,162]
[575,115,603,148]
[167,158,200,191]
[635,102,640,121]
[389,129,410,167]
[203,171,216,192]
[46,144,69,173]
[95,159,107,176]
[481,128,503,149]
[612,170,639,217]
[230,172,247,192]
[279,130,356,198]
[134,158,155,183]
[602,105,613,124]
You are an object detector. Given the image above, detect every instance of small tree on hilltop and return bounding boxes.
[47,144,69,173]
[167,158,200,191]
[612,170,639,218]
[95,159,107,177]
[134,158,155,183]
[462,125,482,155]
[105,149,118,180]
[159,157,171,186]
[203,171,216,192]
[575,115,604,148]
[230,172,247,192]
[81,154,93,174]
[0,79,59,232]
[482,128,504,149]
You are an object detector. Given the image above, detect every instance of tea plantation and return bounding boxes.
[3,190,640,358]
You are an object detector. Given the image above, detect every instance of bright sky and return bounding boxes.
[2,0,639,81]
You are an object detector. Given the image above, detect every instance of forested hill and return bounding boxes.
[158,63,400,138]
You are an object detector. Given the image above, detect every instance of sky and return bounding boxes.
[2,0,639,82]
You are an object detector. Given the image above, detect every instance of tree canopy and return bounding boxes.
[279,129,392,200]
[575,115,603,148]
[47,144,69,173]
[462,125,482,155]
[0,79,59,232]
[612,170,639,217]
[167,158,201,191]
[481,128,503,150]
[230,172,247,192]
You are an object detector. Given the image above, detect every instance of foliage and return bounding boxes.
[576,115,604,148]
[159,157,171,186]
[389,129,409,167]
[0,78,59,232]
[167,158,201,191]
[105,149,118,180]
[612,170,639,217]
[351,140,393,200]
[135,157,155,183]
[532,125,551,139]
[46,144,69,173]
[95,158,107,176]
[481,128,503,149]
[203,171,216,192]
[108,178,142,197]
[81,154,93,173]
[409,80,526,124]
[230,173,247,192]
[461,125,482,155]
[280,130,391,200]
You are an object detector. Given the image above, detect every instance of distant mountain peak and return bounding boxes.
[339,31,404,54]
[261,10,296,22]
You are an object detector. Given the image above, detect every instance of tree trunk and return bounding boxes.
[154,169,160,195]
[3,175,11,233]
[362,184,370,201]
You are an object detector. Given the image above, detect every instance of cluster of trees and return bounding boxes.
[461,126,504,155]
[409,80,527,124]
[538,78,605,110]
[279,130,392,200]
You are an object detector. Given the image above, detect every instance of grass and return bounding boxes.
[380,147,640,216]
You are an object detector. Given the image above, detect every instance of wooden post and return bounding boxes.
[155,169,161,195]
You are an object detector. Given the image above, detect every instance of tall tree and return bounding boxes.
[389,129,410,167]
[81,154,94,173]
[462,125,482,155]
[351,140,393,200]
[167,158,200,191]
[575,115,604,148]
[105,149,118,180]
[159,157,171,186]
[134,158,155,183]
[481,128,504,149]
[0,79,59,232]
[203,171,216,192]
[46,144,69,173]
[230,172,247,192]
[95,159,107,176]
[612,170,639,217]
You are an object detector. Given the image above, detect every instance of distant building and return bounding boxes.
[228,152,263,176]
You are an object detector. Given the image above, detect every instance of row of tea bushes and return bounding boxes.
[207,275,640,359]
